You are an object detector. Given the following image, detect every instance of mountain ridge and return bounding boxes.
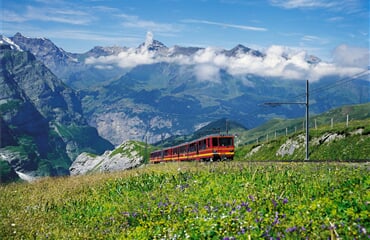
[6,32,369,147]
[0,46,114,182]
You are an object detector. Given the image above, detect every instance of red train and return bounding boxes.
[150,134,235,163]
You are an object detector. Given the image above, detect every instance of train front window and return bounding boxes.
[219,137,233,146]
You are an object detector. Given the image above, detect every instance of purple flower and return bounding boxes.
[255,217,263,223]
[272,212,279,225]
[272,199,277,208]
[286,226,297,233]
[241,201,248,207]
[282,198,288,204]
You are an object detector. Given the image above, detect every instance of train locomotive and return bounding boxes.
[150,134,234,163]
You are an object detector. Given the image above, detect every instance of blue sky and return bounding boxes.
[1,0,369,62]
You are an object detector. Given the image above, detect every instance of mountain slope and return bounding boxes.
[155,118,248,147]
[0,45,113,181]
[236,118,370,161]
[81,60,368,145]
[10,33,127,88]
[239,102,370,145]
[235,103,370,161]
[8,33,369,147]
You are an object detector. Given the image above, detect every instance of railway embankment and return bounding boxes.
[236,118,369,161]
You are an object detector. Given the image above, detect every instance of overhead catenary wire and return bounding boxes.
[286,69,369,102]
[246,69,369,147]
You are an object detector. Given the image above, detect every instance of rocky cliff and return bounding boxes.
[70,141,147,175]
[0,43,113,181]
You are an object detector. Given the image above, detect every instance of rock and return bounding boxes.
[276,134,305,157]
[246,145,262,157]
[312,133,345,145]
[70,141,145,175]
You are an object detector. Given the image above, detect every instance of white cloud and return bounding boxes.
[183,19,267,32]
[85,35,368,82]
[85,48,156,68]
[2,10,28,22]
[119,14,180,33]
[332,44,369,68]
[269,0,365,13]
[270,0,336,9]
[194,64,221,82]
[3,5,93,25]
[27,6,92,25]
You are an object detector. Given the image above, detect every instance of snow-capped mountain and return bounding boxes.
[223,44,264,57]
[11,32,78,64]
[6,32,368,146]
[0,35,22,51]
[137,32,169,55]
[84,46,128,58]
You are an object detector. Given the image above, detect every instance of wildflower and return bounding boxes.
[238,227,246,235]
[255,217,263,223]
[286,226,297,233]
[240,201,248,207]
[282,198,288,204]
[272,199,277,208]
[272,212,279,226]
[122,212,130,216]
[361,227,367,234]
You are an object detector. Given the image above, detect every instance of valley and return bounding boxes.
[0,33,369,182]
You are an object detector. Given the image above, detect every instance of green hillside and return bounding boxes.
[235,103,370,161]
[238,102,370,146]
[155,118,247,147]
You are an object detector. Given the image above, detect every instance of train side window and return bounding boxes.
[212,138,219,146]
[220,137,233,146]
[199,139,206,150]
[180,145,186,154]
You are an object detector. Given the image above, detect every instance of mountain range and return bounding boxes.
[8,33,369,147]
[0,32,369,181]
[0,37,113,182]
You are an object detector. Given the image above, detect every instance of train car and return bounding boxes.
[150,134,234,163]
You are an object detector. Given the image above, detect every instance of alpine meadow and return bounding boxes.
[1,0,369,239]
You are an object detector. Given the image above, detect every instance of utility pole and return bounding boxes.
[264,80,310,160]
[305,79,309,160]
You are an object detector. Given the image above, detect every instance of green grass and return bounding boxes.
[1,162,368,239]
[109,141,155,164]
[236,118,370,161]
[238,102,370,145]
